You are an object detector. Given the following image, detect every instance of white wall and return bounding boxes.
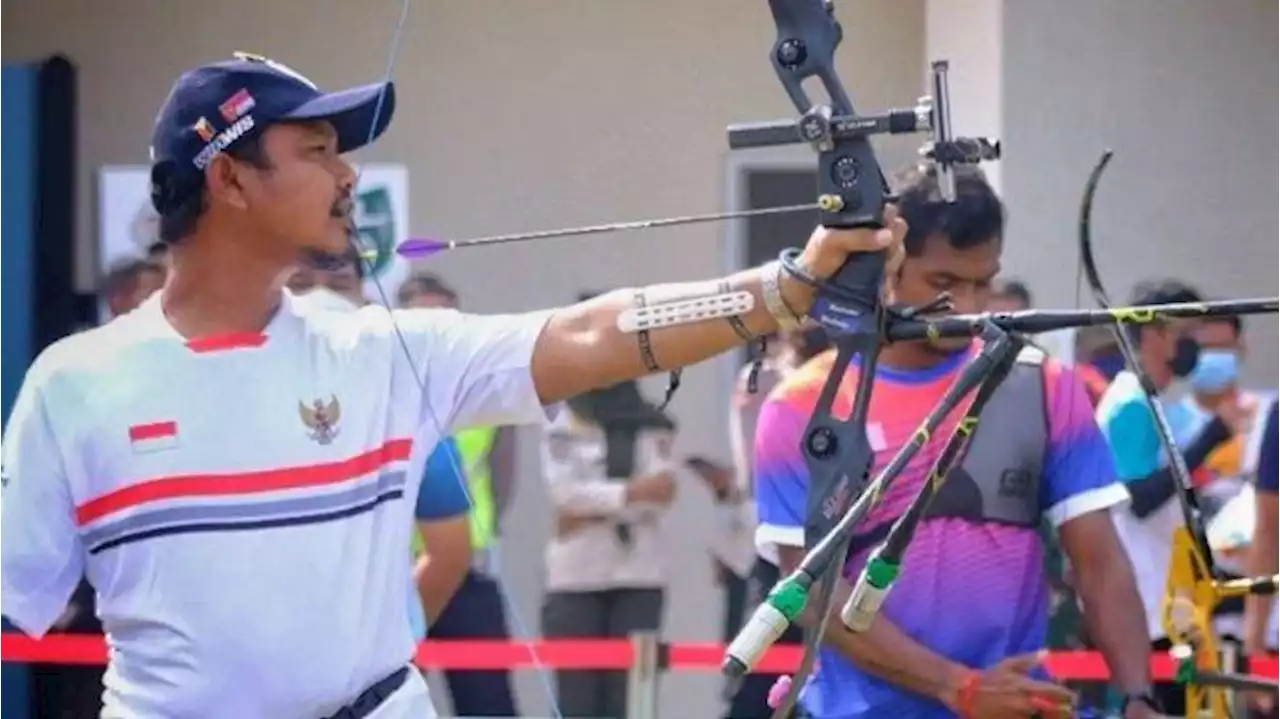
[2,1,925,715]
[1001,0,1278,387]
[925,0,1003,193]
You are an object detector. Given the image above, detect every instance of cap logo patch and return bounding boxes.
[192,115,255,170]
[193,117,216,143]
[218,88,256,123]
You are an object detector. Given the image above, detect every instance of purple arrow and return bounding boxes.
[396,238,453,259]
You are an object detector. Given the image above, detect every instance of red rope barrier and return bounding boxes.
[3,634,1276,680]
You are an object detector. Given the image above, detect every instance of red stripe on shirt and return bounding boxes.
[185,333,268,353]
[75,438,414,526]
[128,422,177,442]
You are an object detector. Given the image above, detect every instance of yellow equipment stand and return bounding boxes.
[1162,527,1279,718]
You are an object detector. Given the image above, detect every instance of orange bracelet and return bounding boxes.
[954,670,982,719]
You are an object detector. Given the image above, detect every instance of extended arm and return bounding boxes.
[529,223,900,405]
[412,440,476,623]
[401,224,901,437]
[414,516,472,622]
[1123,416,1231,518]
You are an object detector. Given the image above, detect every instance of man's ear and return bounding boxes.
[205,154,249,211]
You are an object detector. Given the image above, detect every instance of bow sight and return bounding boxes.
[720,2,1277,718]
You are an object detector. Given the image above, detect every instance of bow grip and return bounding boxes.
[810,253,885,335]
[808,135,890,333]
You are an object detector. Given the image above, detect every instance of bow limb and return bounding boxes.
[1078,149,1116,308]
[1075,149,1214,563]
[1076,150,1228,713]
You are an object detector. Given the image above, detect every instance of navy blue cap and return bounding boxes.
[149,53,395,212]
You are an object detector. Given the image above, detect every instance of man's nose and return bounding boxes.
[335,159,357,192]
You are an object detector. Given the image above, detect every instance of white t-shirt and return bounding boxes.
[0,291,556,718]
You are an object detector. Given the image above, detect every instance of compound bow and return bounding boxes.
[715,3,1279,719]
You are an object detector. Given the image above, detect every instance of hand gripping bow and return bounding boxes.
[719,3,1277,719]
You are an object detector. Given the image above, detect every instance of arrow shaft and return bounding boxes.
[399,203,820,258]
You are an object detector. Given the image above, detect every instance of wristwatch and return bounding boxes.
[1119,690,1161,714]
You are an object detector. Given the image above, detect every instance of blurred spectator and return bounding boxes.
[1097,279,1238,716]
[396,271,458,310]
[410,440,495,714]
[1245,404,1279,717]
[396,271,520,716]
[30,588,105,719]
[287,248,366,309]
[540,377,677,718]
[684,456,749,645]
[1172,316,1280,670]
[721,325,829,719]
[146,240,171,270]
[410,437,474,625]
[101,256,166,318]
[1075,325,1126,382]
[989,277,1033,313]
[1171,314,1275,514]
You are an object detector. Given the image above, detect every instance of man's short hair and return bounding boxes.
[1129,279,1204,308]
[1127,278,1205,342]
[396,271,458,307]
[101,257,164,300]
[156,135,273,247]
[995,278,1033,308]
[893,164,1006,257]
[150,55,395,247]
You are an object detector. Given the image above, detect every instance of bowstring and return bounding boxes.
[351,2,564,716]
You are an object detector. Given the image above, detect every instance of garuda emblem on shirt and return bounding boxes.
[299,395,342,445]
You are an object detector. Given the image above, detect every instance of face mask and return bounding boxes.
[1189,349,1239,393]
[299,286,360,313]
[1168,335,1201,378]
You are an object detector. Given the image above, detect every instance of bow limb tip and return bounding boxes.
[1089,148,1115,179]
[395,237,450,259]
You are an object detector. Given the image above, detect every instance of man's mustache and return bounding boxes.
[330,195,354,219]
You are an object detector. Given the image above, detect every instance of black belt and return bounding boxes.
[322,666,411,719]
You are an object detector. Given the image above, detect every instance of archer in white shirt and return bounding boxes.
[1,53,899,718]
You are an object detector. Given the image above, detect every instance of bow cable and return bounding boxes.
[349,2,564,716]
